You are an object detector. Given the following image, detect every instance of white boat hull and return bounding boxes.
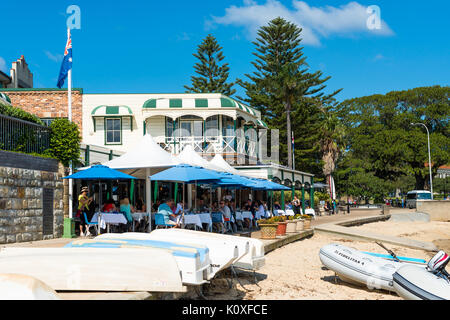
[393,264,450,300]
[96,232,240,278]
[69,239,209,285]
[151,229,265,270]
[319,243,424,292]
[0,247,185,292]
[0,273,61,300]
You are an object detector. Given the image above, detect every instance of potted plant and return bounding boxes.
[286,215,298,233]
[273,215,287,236]
[294,214,304,231]
[301,214,312,229]
[258,217,278,239]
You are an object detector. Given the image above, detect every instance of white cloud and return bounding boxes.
[44,50,63,63]
[0,57,7,73]
[372,53,385,62]
[210,0,394,46]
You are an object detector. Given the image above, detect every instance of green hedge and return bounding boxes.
[0,102,44,125]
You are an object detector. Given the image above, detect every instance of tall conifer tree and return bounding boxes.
[238,17,341,171]
[185,34,236,96]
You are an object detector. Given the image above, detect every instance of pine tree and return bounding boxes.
[238,17,341,170]
[184,34,236,96]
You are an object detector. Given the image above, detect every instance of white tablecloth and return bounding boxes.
[305,208,316,217]
[241,211,253,220]
[183,215,203,229]
[274,209,285,216]
[91,212,128,230]
[285,209,295,216]
[197,213,213,230]
[131,212,149,222]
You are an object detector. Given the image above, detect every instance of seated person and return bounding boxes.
[197,199,209,213]
[119,196,135,231]
[158,199,178,227]
[274,201,282,210]
[135,198,146,212]
[256,200,266,219]
[102,199,117,212]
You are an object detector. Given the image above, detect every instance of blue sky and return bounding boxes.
[1,0,448,101]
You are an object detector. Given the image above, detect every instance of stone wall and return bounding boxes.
[0,150,65,244]
[416,200,450,222]
[0,88,83,132]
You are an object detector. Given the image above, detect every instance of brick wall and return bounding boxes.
[0,89,83,132]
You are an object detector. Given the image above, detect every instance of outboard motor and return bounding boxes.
[427,251,450,279]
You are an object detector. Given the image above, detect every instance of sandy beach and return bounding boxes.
[205,219,450,300]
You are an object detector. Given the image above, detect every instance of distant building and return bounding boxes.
[0,55,33,89]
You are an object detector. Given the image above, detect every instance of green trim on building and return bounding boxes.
[169,99,183,108]
[106,106,119,115]
[104,117,123,146]
[143,99,157,108]
[195,99,208,108]
[220,97,236,108]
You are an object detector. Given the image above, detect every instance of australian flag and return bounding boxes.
[56,28,72,88]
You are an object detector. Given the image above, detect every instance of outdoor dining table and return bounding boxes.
[285,209,295,216]
[241,211,253,220]
[182,214,203,230]
[197,213,213,232]
[131,212,149,231]
[91,212,128,233]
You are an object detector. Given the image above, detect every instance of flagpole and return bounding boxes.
[68,28,73,219]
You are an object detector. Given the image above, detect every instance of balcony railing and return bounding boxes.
[157,135,258,158]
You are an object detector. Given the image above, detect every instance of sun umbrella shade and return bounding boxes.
[149,164,222,183]
[63,165,137,180]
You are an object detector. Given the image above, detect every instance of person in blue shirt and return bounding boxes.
[158,199,178,226]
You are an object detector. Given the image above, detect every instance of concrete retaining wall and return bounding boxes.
[416,200,450,221]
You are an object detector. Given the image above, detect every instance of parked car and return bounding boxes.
[406,190,432,208]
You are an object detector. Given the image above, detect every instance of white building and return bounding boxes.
[81,92,315,208]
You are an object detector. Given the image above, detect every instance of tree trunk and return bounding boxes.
[286,102,292,169]
[415,173,426,190]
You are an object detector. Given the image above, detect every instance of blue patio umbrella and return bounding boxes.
[63,165,138,181]
[63,165,137,211]
[149,164,222,183]
[150,164,223,212]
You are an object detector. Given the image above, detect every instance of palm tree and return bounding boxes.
[318,107,346,197]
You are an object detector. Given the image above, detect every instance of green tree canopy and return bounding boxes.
[184,34,236,96]
[337,85,450,190]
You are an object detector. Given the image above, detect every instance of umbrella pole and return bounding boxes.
[146,168,152,232]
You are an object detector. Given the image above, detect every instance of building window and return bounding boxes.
[41,118,67,127]
[105,118,121,144]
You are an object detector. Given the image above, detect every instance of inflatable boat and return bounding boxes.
[393,264,450,300]
[319,243,425,292]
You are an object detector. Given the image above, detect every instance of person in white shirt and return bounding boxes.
[219,200,234,233]
[256,200,266,220]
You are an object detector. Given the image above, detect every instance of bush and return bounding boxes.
[0,102,44,125]
[45,118,81,167]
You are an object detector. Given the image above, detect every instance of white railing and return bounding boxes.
[163,135,257,156]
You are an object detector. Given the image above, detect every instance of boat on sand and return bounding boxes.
[96,232,241,278]
[0,247,185,292]
[67,238,210,285]
[319,243,425,292]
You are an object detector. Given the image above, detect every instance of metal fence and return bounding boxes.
[0,113,51,154]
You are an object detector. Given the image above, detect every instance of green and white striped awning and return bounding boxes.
[257,119,268,128]
[0,93,11,104]
[91,105,133,117]
[142,96,259,116]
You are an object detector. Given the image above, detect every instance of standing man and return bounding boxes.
[77,186,92,236]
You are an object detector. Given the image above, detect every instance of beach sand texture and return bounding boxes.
[204,220,450,300]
